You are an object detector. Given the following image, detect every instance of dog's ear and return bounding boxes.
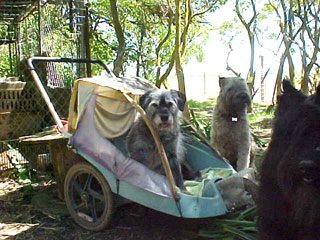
[170,90,186,111]
[282,78,298,94]
[278,78,307,108]
[219,77,226,88]
[281,78,308,100]
[315,85,320,106]
[139,91,152,110]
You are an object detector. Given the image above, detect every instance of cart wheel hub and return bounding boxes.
[81,192,89,203]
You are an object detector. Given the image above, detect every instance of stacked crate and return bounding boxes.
[0,77,42,140]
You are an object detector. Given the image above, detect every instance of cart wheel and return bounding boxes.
[64,163,114,231]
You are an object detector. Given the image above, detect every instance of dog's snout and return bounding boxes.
[160,115,169,122]
[238,92,250,100]
[239,92,247,98]
[237,92,251,105]
[299,160,316,172]
[299,160,319,184]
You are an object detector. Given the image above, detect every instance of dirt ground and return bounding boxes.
[0,116,272,240]
[0,175,212,240]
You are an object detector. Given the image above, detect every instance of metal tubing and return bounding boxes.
[27,56,115,77]
[26,56,114,137]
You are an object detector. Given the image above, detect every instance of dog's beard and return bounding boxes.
[290,185,320,230]
[153,115,174,131]
[279,160,320,230]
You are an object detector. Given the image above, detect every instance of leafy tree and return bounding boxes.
[88,0,119,73]
[296,0,320,94]
[219,0,319,100]
[261,0,320,98]
[218,20,242,77]
[157,0,225,88]
[0,45,11,76]
[267,0,303,98]
[163,0,226,118]
[89,0,175,81]
[109,0,125,76]
[235,0,258,95]
[88,0,225,87]
[1,0,318,100]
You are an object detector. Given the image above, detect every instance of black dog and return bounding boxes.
[257,80,320,240]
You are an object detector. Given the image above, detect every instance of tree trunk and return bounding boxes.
[136,27,145,77]
[299,6,319,95]
[175,0,190,120]
[109,0,125,77]
[247,33,255,96]
[155,17,173,87]
[235,0,257,96]
[285,40,295,86]
[156,51,175,88]
[84,4,91,77]
[273,51,286,103]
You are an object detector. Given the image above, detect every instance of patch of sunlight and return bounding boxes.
[0,223,39,240]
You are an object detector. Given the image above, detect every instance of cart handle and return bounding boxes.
[28,56,115,77]
[26,57,115,137]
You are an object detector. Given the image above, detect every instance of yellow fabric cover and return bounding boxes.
[94,95,136,138]
[68,76,153,138]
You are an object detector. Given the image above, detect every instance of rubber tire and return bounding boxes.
[64,163,114,231]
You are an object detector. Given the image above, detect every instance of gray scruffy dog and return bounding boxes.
[126,89,190,190]
[210,77,252,171]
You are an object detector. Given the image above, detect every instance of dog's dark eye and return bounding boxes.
[151,103,158,108]
[167,102,174,107]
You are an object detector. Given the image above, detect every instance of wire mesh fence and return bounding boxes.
[0,53,109,173]
[1,60,77,173]
[0,0,90,174]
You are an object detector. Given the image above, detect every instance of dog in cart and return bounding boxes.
[126,89,197,191]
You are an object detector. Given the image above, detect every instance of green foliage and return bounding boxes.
[14,2,86,86]
[199,205,257,240]
[248,104,274,148]
[248,103,275,125]
[4,142,32,185]
[251,132,267,148]
[90,0,172,79]
[181,110,211,145]
[0,46,11,76]
[181,99,214,143]
[0,0,318,95]
[0,23,16,76]
[0,0,227,84]
[21,184,35,203]
[191,108,212,140]
[187,99,214,109]
[262,2,275,13]
[20,13,39,58]
[218,18,243,47]
[89,0,119,69]
[89,0,223,80]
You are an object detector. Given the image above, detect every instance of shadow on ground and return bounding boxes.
[0,176,210,240]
